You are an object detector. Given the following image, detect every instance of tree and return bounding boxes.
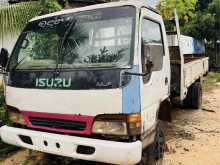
[157,0,219,42]
[208,0,220,38]
[157,0,197,24]
[158,0,219,65]
[182,0,220,42]
[196,0,213,11]
[40,0,62,14]
[181,11,215,41]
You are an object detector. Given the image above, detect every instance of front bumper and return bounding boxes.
[0,126,142,165]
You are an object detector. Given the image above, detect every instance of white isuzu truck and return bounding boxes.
[0,1,209,164]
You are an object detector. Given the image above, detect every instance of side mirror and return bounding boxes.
[0,48,9,68]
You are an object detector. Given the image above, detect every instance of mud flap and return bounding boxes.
[158,100,172,122]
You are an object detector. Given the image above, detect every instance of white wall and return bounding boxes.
[0,0,9,6]
[1,32,20,54]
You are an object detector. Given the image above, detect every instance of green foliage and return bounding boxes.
[181,12,215,40]
[182,0,220,42]
[84,47,126,63]
[0,0,63,43]
[0,88,7,124]
[203,72,220,91]
[40,0,63,14]
[26,32,60,61]
[208,0,220,37]
[196,0,213,11]
[158,0,220,63]
[0,2,42,38]
[0,89,19,158]
[0,142,19,158]
[157,0,197,23]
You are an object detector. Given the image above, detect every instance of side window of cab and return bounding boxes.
[141,19,164,83]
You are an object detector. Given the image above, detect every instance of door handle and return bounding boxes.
[165,77,168,85]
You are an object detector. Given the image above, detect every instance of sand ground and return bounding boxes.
[1,84,220,165]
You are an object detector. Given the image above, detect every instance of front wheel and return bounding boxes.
[138,121,165,165]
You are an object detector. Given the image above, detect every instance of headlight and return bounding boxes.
[92,121,127,135]
[7,106,25,125]
[92,114,141,136]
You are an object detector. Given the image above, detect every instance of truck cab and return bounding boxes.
[0,1,177,165]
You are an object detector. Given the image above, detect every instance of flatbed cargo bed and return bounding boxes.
[184,57,209,88]
[167,10,209,102]
[184,56,207,64]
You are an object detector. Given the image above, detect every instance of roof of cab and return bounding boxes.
[30,0,157,22]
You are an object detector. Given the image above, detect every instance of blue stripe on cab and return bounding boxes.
[122,65,141,114]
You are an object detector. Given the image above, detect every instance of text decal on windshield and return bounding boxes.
[35,78,72,88]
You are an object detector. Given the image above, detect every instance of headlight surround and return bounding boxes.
[7,106,25,125]
[92,114,141,136]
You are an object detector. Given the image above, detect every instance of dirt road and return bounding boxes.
[1,83,220,165]
[164,83,220,165]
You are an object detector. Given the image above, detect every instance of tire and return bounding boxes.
[138,121,165,165]
[183,82,202,109]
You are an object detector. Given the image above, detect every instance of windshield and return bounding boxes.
[8,6,136,71]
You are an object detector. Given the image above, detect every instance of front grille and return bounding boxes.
[29,117,86,131]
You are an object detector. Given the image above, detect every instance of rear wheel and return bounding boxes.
[138,121,165,165]
[183,82,202,109]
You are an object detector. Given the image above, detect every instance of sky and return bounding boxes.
[147,0,160,8]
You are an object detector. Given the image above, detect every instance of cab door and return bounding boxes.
[139,8,170,133]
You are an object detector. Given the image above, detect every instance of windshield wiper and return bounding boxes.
[55,19,77,71]
[11,56,28,71]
